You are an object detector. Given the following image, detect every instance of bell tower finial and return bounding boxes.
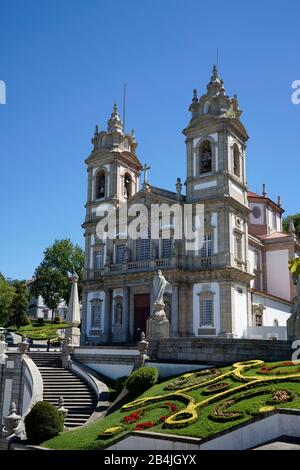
[107,103,123,133]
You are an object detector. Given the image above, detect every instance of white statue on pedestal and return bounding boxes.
[147,270,170,339]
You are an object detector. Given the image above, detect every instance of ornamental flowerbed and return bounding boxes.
[202,382,229,395]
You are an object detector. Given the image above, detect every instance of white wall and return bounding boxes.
[85,362,134,380]
[252,292,291,327]
[266,250,290,300]
[249,202,264,226]
[233,285,248,338]
[193,282,220,335]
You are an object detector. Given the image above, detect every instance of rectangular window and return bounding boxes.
[94,250,104,270]
[255,314,262,327]
[162,238,172,258]
[136,237,150,261]
[201,234,212,257]
[235,236,242,260]
[91,300,103,330]
[116,244,125,264]
[200,298,213,326]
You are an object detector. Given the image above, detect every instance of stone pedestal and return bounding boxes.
[64,326,81,347]
[146,302,170,339]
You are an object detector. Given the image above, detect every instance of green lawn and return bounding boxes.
[41,359,300,450]
[8,322,69,340]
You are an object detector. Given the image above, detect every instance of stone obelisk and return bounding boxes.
[64,273,81,347]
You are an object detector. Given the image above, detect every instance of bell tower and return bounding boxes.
[85,103,142,211]
[184,65,249,207]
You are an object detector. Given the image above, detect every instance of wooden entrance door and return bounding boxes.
[134,294,150,341]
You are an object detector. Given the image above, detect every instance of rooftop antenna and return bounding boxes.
[123,83,126,132]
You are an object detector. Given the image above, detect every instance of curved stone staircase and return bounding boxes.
[28,352,98,428]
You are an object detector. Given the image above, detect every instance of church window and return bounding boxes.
[199,140,212,174]
[116,244,125,264]
[252,206,262,219]
[201,234,212,257]
[235,235,242,260]
[199,292,214,326]
[233,144,240,177]
[136,232,151,261]
[96,170,105,199]
[94,249,104,270]
[91,298,103,331]
[124,172,132,198]
[162,238,172,258]
[255,314,263,327]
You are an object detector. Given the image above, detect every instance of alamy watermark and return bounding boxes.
[291,80,300,105]
[0,80,6,104]
[95,202,205,253]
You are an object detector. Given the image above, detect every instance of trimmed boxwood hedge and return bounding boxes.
[125,367,159,394]
[25,401,64,444]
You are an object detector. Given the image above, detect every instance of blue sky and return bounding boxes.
[0,0,299,280]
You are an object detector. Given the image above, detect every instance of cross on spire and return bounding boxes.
[142,163,151,187]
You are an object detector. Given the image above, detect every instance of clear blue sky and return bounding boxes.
[0,0,299,280]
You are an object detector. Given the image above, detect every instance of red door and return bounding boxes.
[134,294,150,341]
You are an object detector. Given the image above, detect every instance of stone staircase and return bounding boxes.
[28,352,97,428]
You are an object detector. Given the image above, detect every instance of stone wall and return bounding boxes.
[152,337,293,364]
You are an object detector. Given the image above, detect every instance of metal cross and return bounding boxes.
[142,163,151,186]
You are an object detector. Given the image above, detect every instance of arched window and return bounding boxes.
[96,170,105,199]
[233,144,240,177]
[273,319,279,327]
[124,172,132,198]
[199,140,212,174]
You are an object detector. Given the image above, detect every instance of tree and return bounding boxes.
[8,280,29,328]
[0,274,15,326]
[283,214,300,238]
[31,239,84,320]
[289,258,300,279]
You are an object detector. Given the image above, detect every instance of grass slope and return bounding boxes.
[41,360,300,450]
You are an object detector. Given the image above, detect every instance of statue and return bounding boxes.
[152,270,168,310]
[287,275,300,340]
[146,270,170,339]
[114,302,122,325]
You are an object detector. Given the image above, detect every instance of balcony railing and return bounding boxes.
[87,254,225,280]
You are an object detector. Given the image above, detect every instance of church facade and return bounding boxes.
[80,66,299,346]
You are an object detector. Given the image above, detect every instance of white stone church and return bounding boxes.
[80,66,300,346]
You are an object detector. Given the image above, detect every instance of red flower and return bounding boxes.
[123,409,143,424]
[135,421,155,431]
[282,362,294,366]
[159,415,169,422]
[164,402,177,412]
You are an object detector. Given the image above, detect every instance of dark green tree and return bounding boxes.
[8,280,29,328]
[283,214,300,238]
[31,239,84,320]
[0,274,15,326]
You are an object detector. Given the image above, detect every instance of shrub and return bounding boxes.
[24,401,64,444]
[115,376,129,395]
[125,367,159,394]
[126,368,158,394]
[53,315,61,324]
[21,315,31,326]
[37,317,45,325]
